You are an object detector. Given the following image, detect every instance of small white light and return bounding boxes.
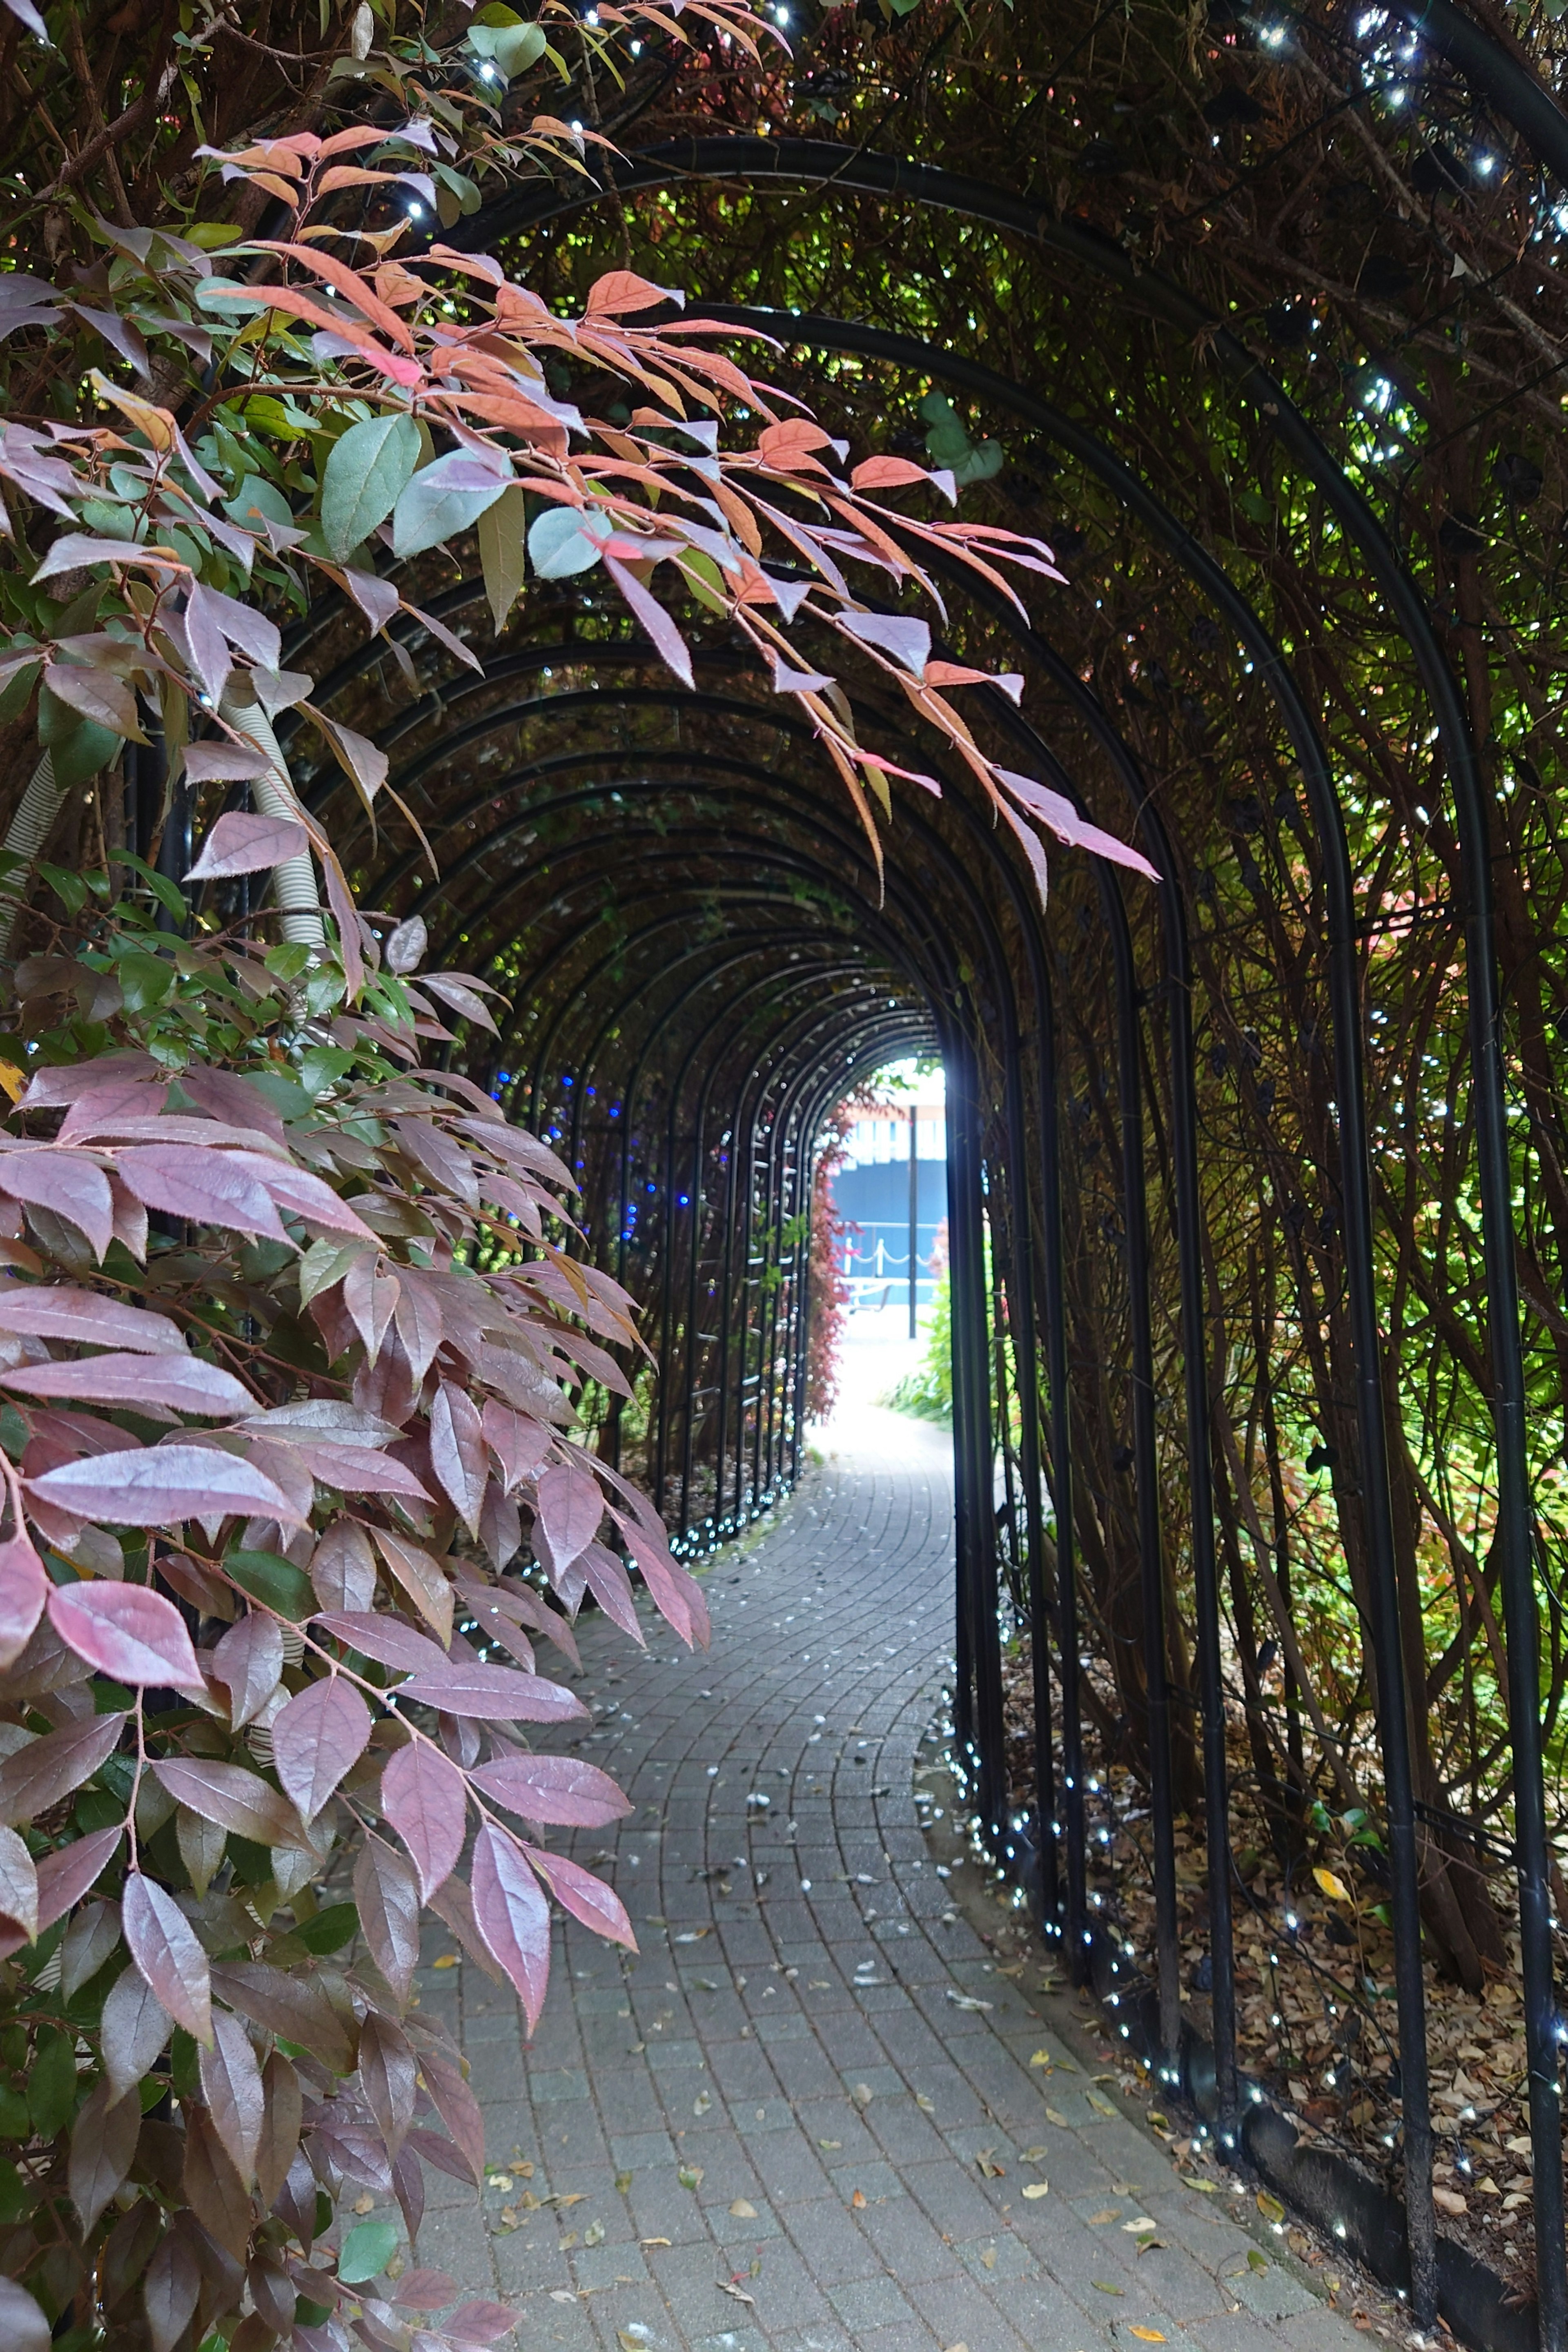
[1476,153,1497,177]
[408,200,424,218]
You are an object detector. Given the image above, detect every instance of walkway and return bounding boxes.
[408,1356,1361,2352]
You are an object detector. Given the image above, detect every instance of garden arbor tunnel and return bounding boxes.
[250,9,1568,2341]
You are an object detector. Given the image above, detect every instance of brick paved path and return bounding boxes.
[409,1404,1359,2352]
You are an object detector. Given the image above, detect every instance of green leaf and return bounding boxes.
[470,19,546,74]
[117,951,176,1015]
[225,1549,318,1620]
[338,2221,400,2284]
[321,414,421,564]
[0,2084,29,2139]
[0,2158,27,2222]
[36,862,89,918]
[392,451,509,561]
[37,690,121,791]
[29,2029,78,2140]
[292,1903,358,1954]
[298,1043,355,1099]
[528,504,608,579]
[478,483,528,635]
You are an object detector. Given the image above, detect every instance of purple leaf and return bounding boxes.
[209,1960,355,2076]
[256,2048,302,2209]
[111,1144,290,1242]
[480,1402,551,1495]
[35,1824,121,1928]
[0,1150,115,1259]
[150,1756,305,1847]
[123,1870,212,2045]
[0,2279,50,2352]
[142,2230,201,2352]
[446,2300,519,2345]
[393,2268,460,2312]
[357,2011,417,2156]
[3,1348,255,1417]
[603,552,694,688]
[535,1463,602,1574]
[26,1441,303,1526]
[996,768,1162,882]
[0,1528,47,1670]
[310,1522,378,1613]
[466,1752,632,1830]
[208,1612,284,1729]
[0,1711,127,1822]
[469,1823,550,2031]
[313,1609,448,1677]
[102,1960,172,2105]
[380,1739,467,1900]
[70,2071,142,2234]
[229,1152,377,1241]
[0,1283,184,1353]
[47,1581,205,1688]
[394,1662,586,1723]
[179,743,274,785]
[354,1832,420,2002]
[199,2006,265,2186]
[835,609,932,676]
[272,1674,372,1820]
[429,1380,486,1536]
[372,1526,454,1645]
[526,1844,637,1949]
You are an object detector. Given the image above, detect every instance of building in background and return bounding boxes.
[826,1066,947,1318]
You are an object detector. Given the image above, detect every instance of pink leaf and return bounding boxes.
[227,1152,377,1241]
[150,1757,304,1847]
[123,1869,212,2044]
[185,811,309,882]
[102,1961,171,2104]
[26,1441,303,1526]
[111,1145,290,1242]
[851,454,941,493]
[380,1739,468,1900]
[208,1612,284,1729]
[429,1381,487,1537]
[0,1823,38,1938]
[526,1844,637,1949]
[394,1662,587,1722]
[310,1522,377,1613]
[996,768,1161,882]
[0,1284,184,1353]
[445,2301,519,2346]
[603,553,694,688]
[0,1528,47,1670]
[272,1675,372,1820]
[469,1823,550,2032]
[469,1752,630,1829]
[481,1401,551,1495]
[0,1151,115,1260]
[47,1580,205,1688]
[199,2006,265,2186]
[535,1463,603,1575]
[3,1349,255,1417]
[610,1506,709,1649]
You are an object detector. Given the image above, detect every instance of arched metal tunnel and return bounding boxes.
[226,13,1568,2336]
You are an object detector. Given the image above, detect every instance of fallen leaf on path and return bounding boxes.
[1256,2191,1285,2223]
[851,2084,874,2107]
[1029,2051,1054,2068]
[1181,2175,1216,2194]
[915,2093,935,2112]
[947,1992,993,2011]
[851,2189,866,2208]
[1093,2281,1125,2296]
[730,2200,757,2218]
[584,2220,605,2246]
[615,2172,633,2193]
[639,2237,671,2247]
[1045,2107,1070,2127]
[1023,2183,1049,2200]
[1130,2329,1167,2341]
[1087,2209,1121,2225]
[678,2166,703,2190]
[718,2283,755,2305]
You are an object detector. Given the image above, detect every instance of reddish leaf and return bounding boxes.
[416,2042,487,2184]
[604,552,694,689]
[429,1380,487,1536]
[0,1822,38,1938]
[393,1274,443,1385]
[143,2230,201,2352]
[610,1506,709,1648]
[480,1401,550,1495]
[123,1869,212,2045]
[0,1284,184,1352]
[851,454,941,492]
[150,1757,305,1847]
[586,268,684,316]
[0,1710,126,1822]
[209,1961,354,2076]
[27,1442,303,1526]
[102,1959,172,2104]
[393,2269,460,2312]
[310,1521,378,1612]
[208,1612,284,1729]
[186,811,309,882]
[526,1844,637,1949]
[3,1349,255,1417]
[181,2103,251,2258]
[380,1739,467,1900]
[256,2049,302,2209]
[313,1609,448,1677]
[200,2007,265,2186]
[354,1832,420,2002]
[228,1151,377,1242]
[395,1662,586,1722]
[358,2011,416,2156]
[288,1438,430,1498]
[469,1753,630,1829]
[469,1823,550,2031]
[535,1463,603,1574]
[577,1541,644,1646]
[0,1528,47,1670]
[70,2069,142,2233]
[35,1824,121,1928]
[59,1898,118,1998]
[111,1145,290,1241]
[0,2279,51,2352]
[0,1149,114,1258]
[272,1675,372,1820]
[48,1581,205,1688]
